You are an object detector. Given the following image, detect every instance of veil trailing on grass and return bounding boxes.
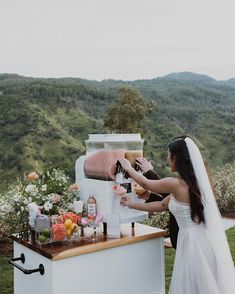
[185,137,235,293]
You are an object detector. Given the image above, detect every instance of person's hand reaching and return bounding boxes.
[135,157,153,174]
[120,195,133,208]
[118,158,132,172]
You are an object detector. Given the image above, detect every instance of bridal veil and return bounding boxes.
[185,137,235,293]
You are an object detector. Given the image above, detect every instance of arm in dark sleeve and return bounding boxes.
[144,170,178,249]
[143,170,160,180]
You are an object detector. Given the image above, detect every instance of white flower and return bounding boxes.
[13,194,21,202]
[43,201,53,211]
[25,184,38,195]
[3,203,12,213]
[23,196,32,205]
[41,184,47,192]
[21,206,25,211]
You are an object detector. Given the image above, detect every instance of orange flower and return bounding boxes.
[27,171,39,181]
[62,212,80,224]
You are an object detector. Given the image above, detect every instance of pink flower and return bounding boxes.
[81,217,89,226]
[68,183,80,193]
[51,193,61,204]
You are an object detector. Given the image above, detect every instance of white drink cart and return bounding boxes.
[11,223,166,294]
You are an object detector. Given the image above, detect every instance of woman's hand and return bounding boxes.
[120,196,133,208]
[118,158,132,172]
[135,157,153,174]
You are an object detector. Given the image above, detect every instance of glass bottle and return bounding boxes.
[87,194,97,216]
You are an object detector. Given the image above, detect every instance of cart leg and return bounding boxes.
[103,222,107,235]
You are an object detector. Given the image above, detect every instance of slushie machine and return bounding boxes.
[75,134,148,224]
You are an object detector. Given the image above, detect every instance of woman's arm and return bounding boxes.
[120,194,171,213]
[119,158,177,194]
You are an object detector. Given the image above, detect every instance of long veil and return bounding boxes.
[185,137,235,293]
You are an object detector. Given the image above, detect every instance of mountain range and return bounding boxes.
[0,71,234,192]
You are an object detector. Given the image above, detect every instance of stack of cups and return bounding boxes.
[73,200,84,214]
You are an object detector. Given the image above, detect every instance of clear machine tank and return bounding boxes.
[75,134,148,223]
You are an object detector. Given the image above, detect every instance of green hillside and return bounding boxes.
[0,72,235,191]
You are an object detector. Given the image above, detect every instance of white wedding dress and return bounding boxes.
[168,196,227,294]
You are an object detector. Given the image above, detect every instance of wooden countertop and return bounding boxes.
[12,223,167,261]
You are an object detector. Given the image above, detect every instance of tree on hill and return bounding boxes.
[103,86,156,133]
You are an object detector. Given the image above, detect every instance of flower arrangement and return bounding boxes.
[0,166,81,239]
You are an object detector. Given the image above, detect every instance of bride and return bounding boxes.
[119,136,235,294]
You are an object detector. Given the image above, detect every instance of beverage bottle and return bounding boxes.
[87,194,97,216]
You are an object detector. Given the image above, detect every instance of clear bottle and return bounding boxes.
[87,194,97,216]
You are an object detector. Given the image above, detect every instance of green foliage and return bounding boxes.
[212,163,235,214]
[103,86,156,133]
[140,211,169,229]
[0,72,235,191]
[0,84,102,190]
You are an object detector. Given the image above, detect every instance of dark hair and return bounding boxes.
[167,136,205,224]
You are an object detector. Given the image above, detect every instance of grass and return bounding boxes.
[0,227,234,294]
[0,256,13,294]
[165,246,176,292]
[227,227,235,264]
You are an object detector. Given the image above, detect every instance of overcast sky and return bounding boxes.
[0,0,234,81]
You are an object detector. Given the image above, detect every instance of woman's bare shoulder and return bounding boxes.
[161,176,184,186]
[174,178,190,202]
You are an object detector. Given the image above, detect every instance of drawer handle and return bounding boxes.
[9,253,45,275]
